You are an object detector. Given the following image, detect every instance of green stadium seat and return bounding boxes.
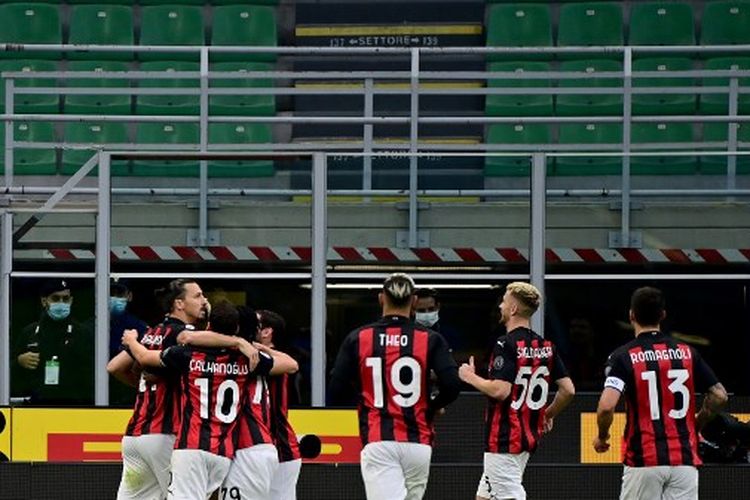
[61,122,129,176]
[0,121,56,175]
[556,123,623,175]
[701,1,750,45]
[68,5,134,61]
[67,0,135,4]
[0,4,62,59]
[136,61,199,116]
[484,123,551,177]
[132,122,199,176]
[556,59,623,116]
[486,4,552,61]
[140,0,203,5]
[209,62,275,116]
[632,58,696,115]
[212,0,277,4]
[139,6,203,62]
[557,3,623,59]
[64,60,131,115]
[0,59,59,113]
[211,6,278,62]
[699,57,750,115]
[629,2,695,47]
[631,122,697,174]
[701,122,750,174]
[485,61,552,116]
[208,123,274,177]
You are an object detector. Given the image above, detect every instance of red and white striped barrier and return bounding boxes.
[43,247,750,264]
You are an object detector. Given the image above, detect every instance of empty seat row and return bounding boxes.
[486,58,750,116]
[0,0,278,4]
[484,122,750,176]
[0,4,276,61]
[0,60,275,115]
[488,1,750,57]
[1,121,275,177]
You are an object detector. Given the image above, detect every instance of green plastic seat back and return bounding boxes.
[629,2,695,46]
[485,123,551,176]
[485,61,552,116]
[631,122,697,173]
[557,123,623,175]
[68,5,134,60]
[486,4,552,61]
[0,59,59,112]
[139,6,204,61]
[0,4,62,59]
[136,61,199,115]
[558,2,623,58]
[133,122,199,176]
[208,123,274,177]
[61,121,129,175]
[209,62,276,116]
[701,1,750,45]
[632,57,696,115]
[65,60,131,114]
[211,6,277,62]
[556,59,623,116]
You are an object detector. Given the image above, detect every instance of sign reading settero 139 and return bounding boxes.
[7,408,361,463]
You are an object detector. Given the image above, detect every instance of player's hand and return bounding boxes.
[593,435,610,453]
[17,351,40,370]
[238,339,259,371]
[543,416,554,434]
[121,329,139,347]
[252,341,272,354]
[458,356,476,382]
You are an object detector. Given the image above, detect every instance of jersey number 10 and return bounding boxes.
[365,356,422,408]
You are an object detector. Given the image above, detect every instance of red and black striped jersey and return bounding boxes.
[329,315,460,446]
[604,330,719,467]
[234,373,275,450]
[268,374,301,462]
[125,317,187,437]
[484,327,568,454]
[160,345,273,458]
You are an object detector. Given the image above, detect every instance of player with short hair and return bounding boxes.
[122,300,274,500]
[220,305,300,500]
[256,309,303,500]
[459,281,575,500]
[329,272,462,500]
[108,278,209,500]
[594,286,728,500]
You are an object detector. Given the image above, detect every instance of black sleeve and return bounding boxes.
[159,345,191,373]
[161,324,187,350]
[691,348,720,392]
[11,323,36,360]
[603,350,629,393]
[551,350,570,381]
[489,338,516,382]
[251,352,274,377]
[428,332,461,412]
[327,332,359,406]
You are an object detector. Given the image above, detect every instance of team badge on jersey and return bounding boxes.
[493,356,504,371]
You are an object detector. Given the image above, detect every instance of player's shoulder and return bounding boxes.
[606,339,639,364]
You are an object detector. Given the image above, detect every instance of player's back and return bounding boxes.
[354,315,434,446]
[234,370,274,449]
[268,374,301,461]
[168,346,251,458]
[607,330,702,466]
[486,327,563,454]
[126,319,187,437]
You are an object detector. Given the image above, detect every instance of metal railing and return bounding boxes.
[1,43,749,248]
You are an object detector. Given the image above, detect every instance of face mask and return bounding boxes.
[415,311,439,327]
[47,302,71,321]
[110,297,128,315]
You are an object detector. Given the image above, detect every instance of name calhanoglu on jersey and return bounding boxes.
[189,359,250,375]
[629,346,692,364]
[517,346,553,359]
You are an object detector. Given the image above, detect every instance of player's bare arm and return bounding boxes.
[593,387,621,453]
[106,348,141,387]
[696,382,729,430]
[178,329,259,369]
[458,356,511,401]
[544,376,576,433]
[122,328,162,368]
[253,341,299,375]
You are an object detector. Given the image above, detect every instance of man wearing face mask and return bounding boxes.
[414,288,464,356]
[12,279,94,405]
[108,280,147,406]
